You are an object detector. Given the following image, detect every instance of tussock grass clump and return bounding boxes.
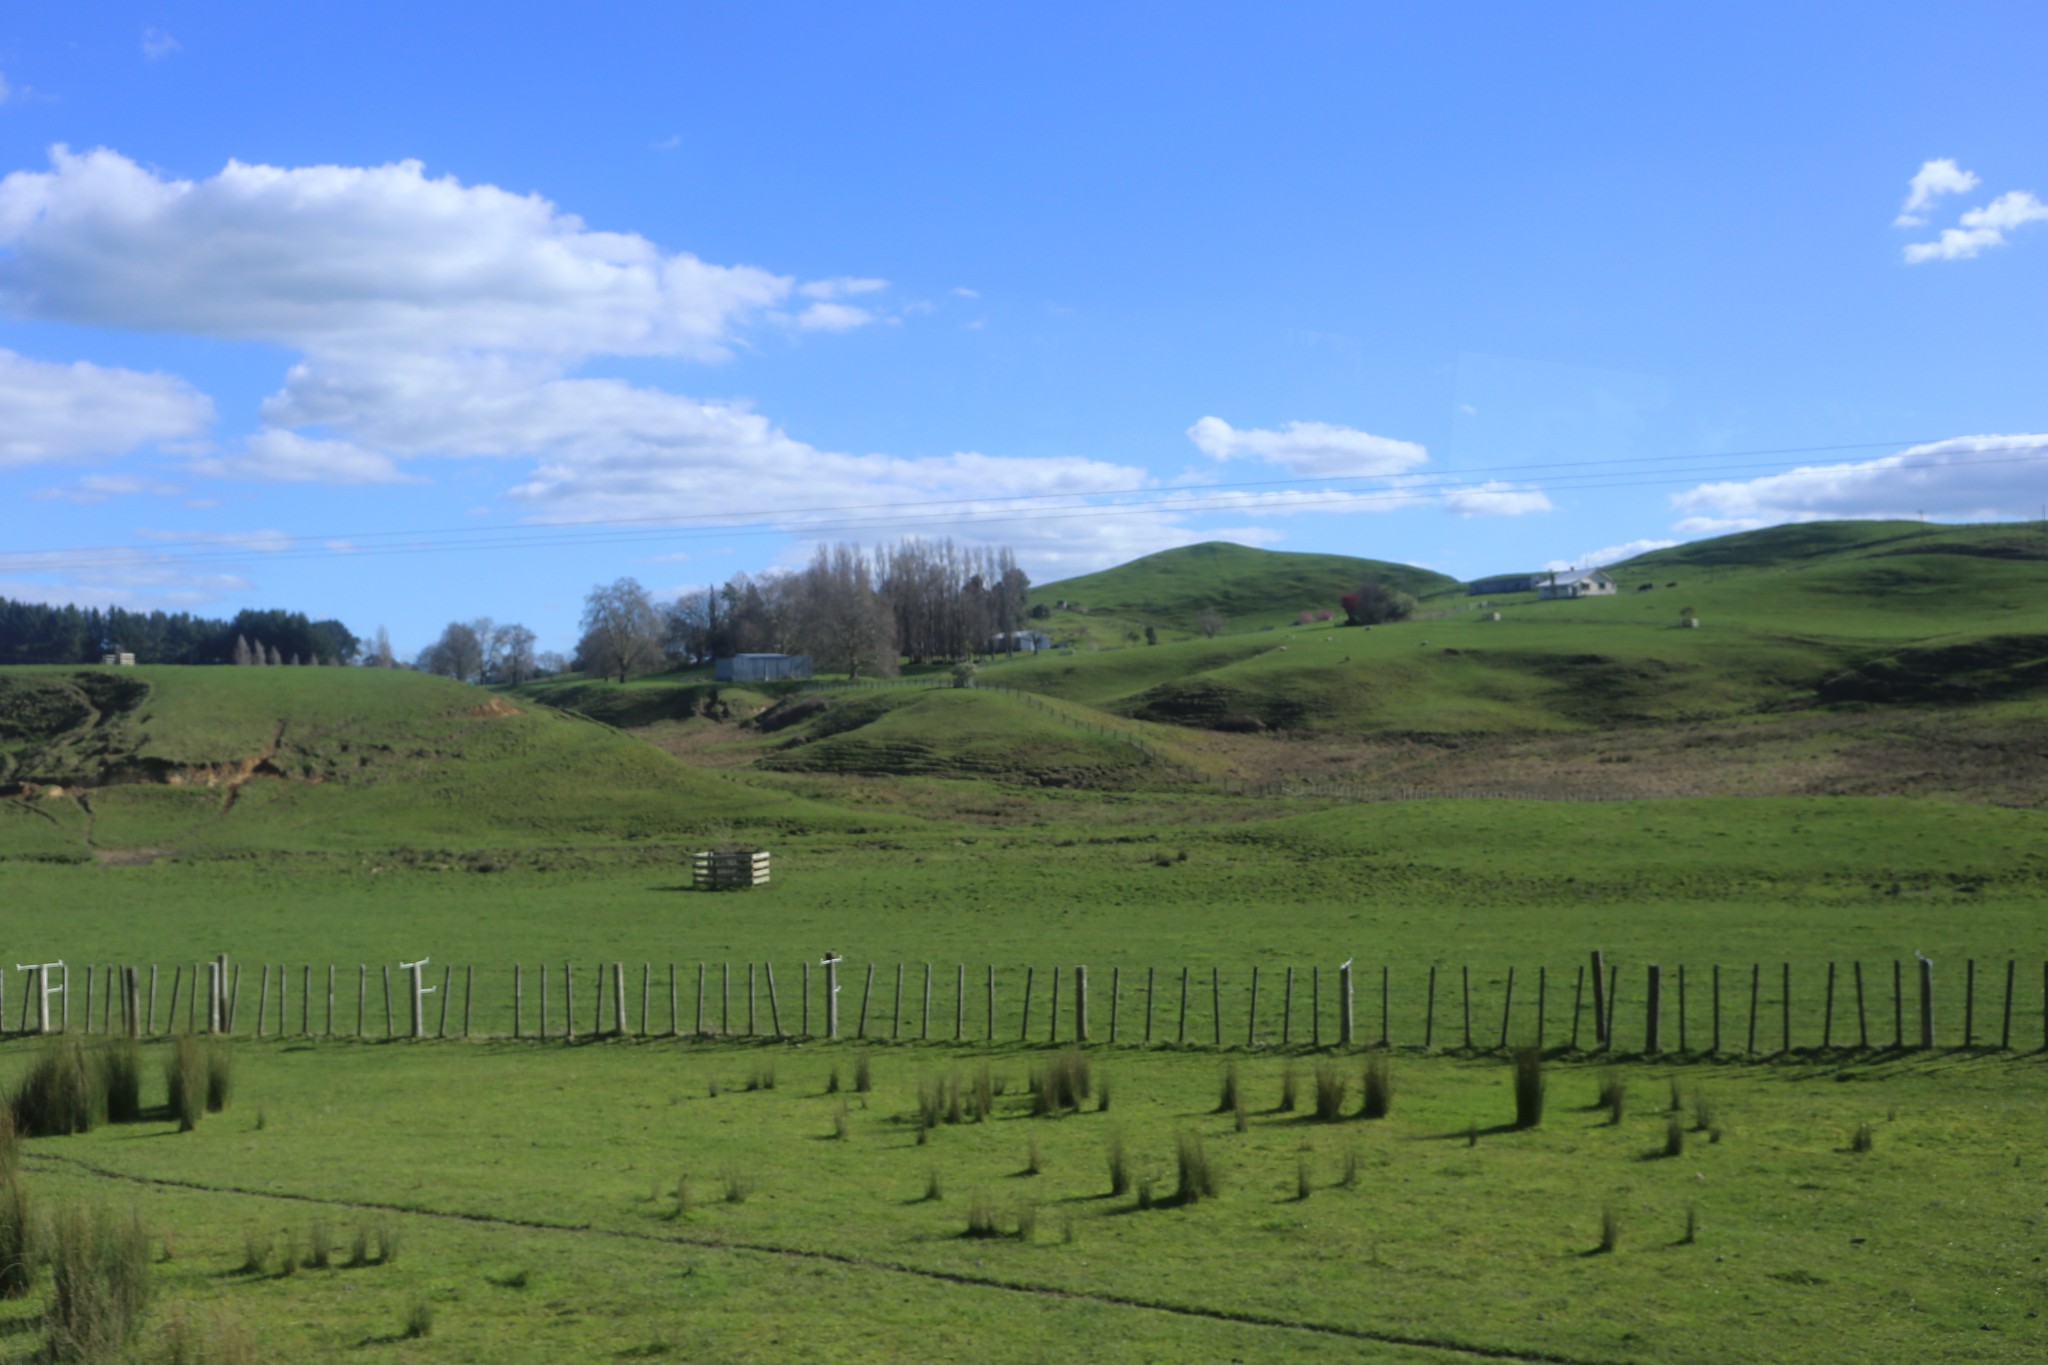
[1278,1063,1298,1114]
[1339,1147,1360,1189]
[1215,1062,1241,1115]
[46,1204,151,1363]
[854,1052,873,1094]
[1295,1157,1312,1201]
[1669,1077,1684,1114]
[1137,1174,1156,1210]
[825,1067,840,1095]
[238,1228,271,1277]
[0,1173,34,1300]
[99,1042,143,1125]
[1106,1134,1131,1197]
[706,1076,722,1099]
[307,1220,333,1270]
[922,1168,943,1203]
[1512,1048,1544,1130]
[963,1193,1000,1238]
[832,1103,851,1142]
[1023,1136,1043,1176]
[11,1040,101,1137]
[746,1063,777,1092]
[1233,1081,1249,1132]
[278,1232,300,1277]
[0,1112,17,1184]
[1312,1064,1349,1121]
[403,1297,434,1340]
[1360,1056,1393,1119]
[1851,1121,1875,1154]
[1598,1205,1620,1254]
[1031,1050,1091,1117]
[204,1045,234,1114]
[972,1064,995,1122]
[167,1038,206,1133]
[672,1172,691,1222]
[1691,1089,1716,1132]
[159,1304,256,1365]
[375,1218,403,1265]
[1682,1205,1699,1245]
[721,1168,754,1204]
[1663,1115,1685,1158]
[1096,1074,1111,1113]
[1013,1202,1038,1242]
[1175,1133,1217,1205]
[1598,1071,1627,1125]
[347,1223,372,1269]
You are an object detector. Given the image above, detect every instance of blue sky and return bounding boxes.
[2,2,2044,656]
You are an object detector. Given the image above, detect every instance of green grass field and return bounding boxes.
[2,520,2046,1360]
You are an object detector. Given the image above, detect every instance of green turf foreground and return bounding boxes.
[3,1039,2044,1362]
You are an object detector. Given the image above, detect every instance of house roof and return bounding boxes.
[1549,567,1612,585]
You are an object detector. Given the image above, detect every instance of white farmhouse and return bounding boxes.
[1537,568,1617,599]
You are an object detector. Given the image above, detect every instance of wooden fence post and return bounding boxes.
[825,958,839,1040]
[1312,966,1321,1048]
[640,964,651,1038]
[857,962,875,1039]
[383,965,394,1039]
[922,963,932,1041]
[892,963,904,1041]
[1780,963,1790,1055]
[1590,950,1607,1046]
[1498,967,1516,1051]
[593,963,605,1037]
[1569,965,1582,1050]
[1746,964,1758,1056]
[1998,961,2015,1047]
[1645,965,1662,1054]
[438,965,452,1038]
[167,966,182,1037]
[84,966,96,1036]
[302,965,312,1037]
[1676,964,1687,1053]
[1110,966,1121,1045]
[1605,963,1617,1052]
[721,963,730,1036]
[1178,967,1190,1045]
[669,965,678,1038]
[1711,964,1722,1054]
[1211,967,1222,1048]
[256,965,270,1038]
[1893,959,1903,1049]
[955,964,965,1042]
[407,963,424,1038]
[1144,967,1155,1045]
[539,964,549,1039]
[1076,965,1089,1043]
[563,963,574,1042]
[1427,966,1439,1049]
[1823,962,1836,1049]
[766,963,783,1038]
[1021,966,1035,1043]
[1460,965,1471,1050]
[1247,966,1259,1048]
[1537,965,1547,1052]
[1049,965,1061,1045]
[1918,956,1934,1049]
[986,965,995,1042]
[802,962,810,1039]
[1281,966,1294,1047]
[148,966,160,1037]
[1340,962,1355,1048]
[357,965,366,1038]
[1853,960,1867,1049]
[747,962,757,1038]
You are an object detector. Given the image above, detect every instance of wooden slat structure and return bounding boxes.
[692,849,771,890]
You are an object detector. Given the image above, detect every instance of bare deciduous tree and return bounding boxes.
[578,578,664,683]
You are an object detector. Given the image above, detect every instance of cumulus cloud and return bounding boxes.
[0,146,795,361]
[141,29,181,61]
[1186,416,1430,478]
[1541,539,1677,572]
[1895,156,2048,264]
[1894,158,1979,227]
[190,429,414,484]
[1670,434,2048,532]
[794,301,875,332]
[0,348,213,467]
[30,473,186,504]
[1442,481,1553,517]
[0,549,250,610]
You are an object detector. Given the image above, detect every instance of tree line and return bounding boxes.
[0,599,361,667]
[582,538,1032,683]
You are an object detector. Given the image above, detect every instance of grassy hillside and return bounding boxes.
[1030,541,1459,643]
[0,665,870,857]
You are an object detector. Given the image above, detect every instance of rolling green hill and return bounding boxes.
[0,665,867,858]
[1029,541,1459,641]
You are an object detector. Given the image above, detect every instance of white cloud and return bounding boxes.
[137,528,297,554]
[0,348,214,467]
[1902,180,2048,263]
[0,146,793,362]
[1186,416,1430,478]
[794,301,875,332]
[0,549,250,610]
[1894,158,1979,226]
[1541,538,1677,572]
[1442,481,1553,517]
[141,29,181,61]
[190,429,415,484]
[951,286,979,299]
[1670,434,2048,528]
[30,473,186,504]
[798,276,887,300]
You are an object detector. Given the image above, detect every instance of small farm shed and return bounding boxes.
[693,848,770,889]
[99,650,136,666]
[986,629,1053,655]
[1538,568,1617,599]
[1467,574,1540,596]
[714,653,813,682]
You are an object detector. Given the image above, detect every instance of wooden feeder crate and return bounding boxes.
[693,848,771,890]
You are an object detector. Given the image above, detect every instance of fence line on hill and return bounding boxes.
[8,954,2044,1059]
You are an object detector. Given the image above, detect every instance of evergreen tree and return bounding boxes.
[233,635,253,666]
